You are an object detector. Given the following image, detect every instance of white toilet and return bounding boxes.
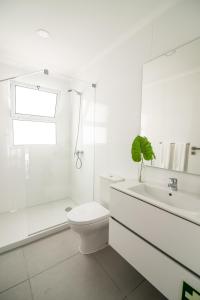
[67,175,124,254]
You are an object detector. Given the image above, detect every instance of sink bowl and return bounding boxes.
[128,184,200,213]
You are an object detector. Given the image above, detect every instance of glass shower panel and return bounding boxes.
[70,85,95,206]
[25,88,72,235]
[0,76,95,247]
[25,79,96,236]
[0,81,28,248]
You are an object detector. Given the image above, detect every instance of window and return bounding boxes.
[11,82,58,145]
[13,120,56,145]
[15,85,57,117]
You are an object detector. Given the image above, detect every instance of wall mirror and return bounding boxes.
[141,38,200,175]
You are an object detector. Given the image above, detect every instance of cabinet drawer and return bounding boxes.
[109,218,200,300]
[110,188,200,276]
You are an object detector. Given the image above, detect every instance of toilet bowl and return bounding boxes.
[67,175,124,254]
[67,202,110,254]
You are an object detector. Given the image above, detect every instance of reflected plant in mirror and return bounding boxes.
[131,136,155,182]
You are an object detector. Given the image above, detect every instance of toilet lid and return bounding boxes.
[67,202,110,225]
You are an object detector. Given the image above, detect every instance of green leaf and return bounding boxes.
[131,136,155,162]
[140,137,155,161]
[131,136,142,162]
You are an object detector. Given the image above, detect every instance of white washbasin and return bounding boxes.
[128,184,200,214]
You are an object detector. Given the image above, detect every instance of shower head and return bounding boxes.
[68,89,82,96]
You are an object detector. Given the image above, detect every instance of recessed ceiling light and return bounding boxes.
[36,29,50,39]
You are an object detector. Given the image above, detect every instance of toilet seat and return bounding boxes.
[67,202,110,225]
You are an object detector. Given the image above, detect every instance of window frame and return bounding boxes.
[10,81,59,145]
[11,81,59,122]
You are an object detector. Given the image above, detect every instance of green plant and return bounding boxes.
[131,136,155,182]
[131,136,155,162]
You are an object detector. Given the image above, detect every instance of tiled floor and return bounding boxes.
[0,229,167,300]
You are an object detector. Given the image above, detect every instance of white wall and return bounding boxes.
[1,0,199,211]
[0,64,71,212]
[77,0,200,202]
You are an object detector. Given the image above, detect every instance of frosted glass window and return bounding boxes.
[13,120,56,145]
[15,85,57,117]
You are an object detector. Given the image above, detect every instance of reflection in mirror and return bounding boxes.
[141,38,200,175]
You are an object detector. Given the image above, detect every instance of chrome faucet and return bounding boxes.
[168,178,178,192]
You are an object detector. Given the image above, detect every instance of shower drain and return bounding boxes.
[65,206,72,212]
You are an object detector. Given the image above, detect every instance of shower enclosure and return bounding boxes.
[0,69,96,252]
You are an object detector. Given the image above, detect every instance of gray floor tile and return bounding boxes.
[0,249,28,292]
[23,229,79,277]
[0,281,32,300]
[30,253,122,300]
[93,246,144,297]
[127,281,167,300]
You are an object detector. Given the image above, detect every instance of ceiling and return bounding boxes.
[0,0,180,76]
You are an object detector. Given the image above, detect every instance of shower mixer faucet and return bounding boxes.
[75,150,84,155]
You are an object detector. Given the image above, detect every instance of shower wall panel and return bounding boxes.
[0,67,71,213]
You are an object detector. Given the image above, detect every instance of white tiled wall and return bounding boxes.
[0,0,200,212]
[77,0,200,202]
[69,85,95,204]
[0,66,71,212]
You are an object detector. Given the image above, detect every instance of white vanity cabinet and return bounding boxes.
[109,187,200,300]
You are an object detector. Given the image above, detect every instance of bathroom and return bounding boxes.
[0,0,199,299]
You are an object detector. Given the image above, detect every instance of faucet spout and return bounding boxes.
[168,178,178,192]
